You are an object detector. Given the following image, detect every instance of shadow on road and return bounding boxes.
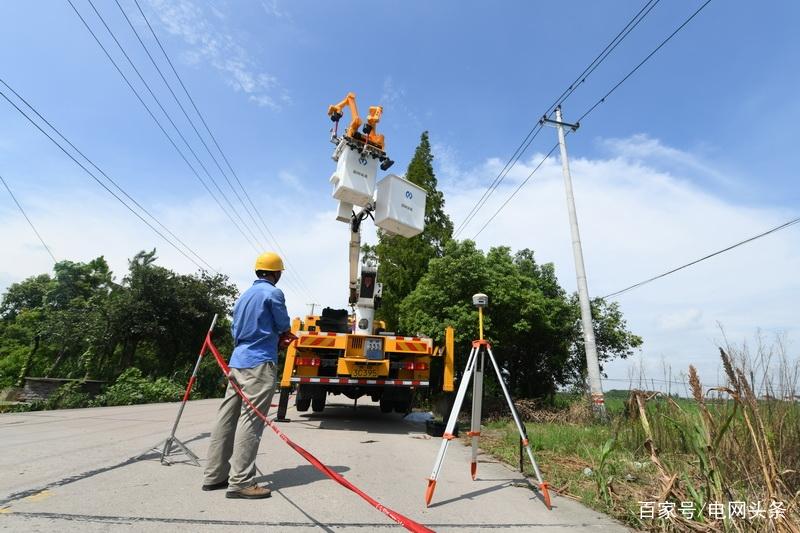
[136,432,211,465]
[254,464,350,490]
[428,481,514,508]
[293,401,427,436]
[0,432,212,506]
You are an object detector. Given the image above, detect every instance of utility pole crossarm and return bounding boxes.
[539,115,580,132]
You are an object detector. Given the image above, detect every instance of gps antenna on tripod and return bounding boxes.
[424,295,551,509]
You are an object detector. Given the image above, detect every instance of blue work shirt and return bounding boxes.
[229,279,291,369]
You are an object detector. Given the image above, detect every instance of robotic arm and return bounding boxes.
[327,92,386,152]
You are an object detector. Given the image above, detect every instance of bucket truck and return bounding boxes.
[275,93,454,419]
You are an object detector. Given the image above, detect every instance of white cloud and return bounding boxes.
[277,170,305,193]
[260,0,291,21]
[444,136,800,385]
[601,134,736,189]
[146,0,287,109]
[379,76,420,129]
[380,76,404,106]
[656,308,704,331]
[430,140,462,187]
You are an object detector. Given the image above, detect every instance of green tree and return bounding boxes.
[399,241,641,399]
[106,250,237,380]
[41,258,114,377]
[0,250,237,397]
[365,131,454,329]
[0,274,52,386]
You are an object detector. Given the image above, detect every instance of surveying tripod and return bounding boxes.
[424,294,551,509]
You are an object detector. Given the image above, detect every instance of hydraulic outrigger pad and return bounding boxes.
[424,295,552,510]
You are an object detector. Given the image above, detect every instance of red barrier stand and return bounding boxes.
[137,315,220,465]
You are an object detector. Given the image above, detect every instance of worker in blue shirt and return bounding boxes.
[203,252,292,499]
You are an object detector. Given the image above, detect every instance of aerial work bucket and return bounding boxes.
[330,143,379,208]
[374,174,427,238]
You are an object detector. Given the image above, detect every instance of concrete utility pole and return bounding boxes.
[541,106,606,417]
[306,303,321,316]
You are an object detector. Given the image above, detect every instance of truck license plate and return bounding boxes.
[352,365,378,378]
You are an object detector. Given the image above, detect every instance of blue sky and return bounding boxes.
[2,1,799,389]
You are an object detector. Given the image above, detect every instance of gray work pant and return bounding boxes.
[204,361,277,491]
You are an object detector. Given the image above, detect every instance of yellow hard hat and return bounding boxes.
[254,252,284,272]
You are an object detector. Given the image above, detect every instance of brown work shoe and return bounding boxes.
[225,484,271,499]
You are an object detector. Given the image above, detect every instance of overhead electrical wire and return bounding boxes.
[452,125,545,238]
[471,143,560,239]
[0,172,58,264]
[602,215,800,299]
[70,0,312,300]
[65,0,263,258]
[70,0,317,304]
[108,0,267,253]
[543,0,662,116]
[0,83,212,272]
[470,0,713,239]
[575,0,713,125]
[0,78,216,272]
[119,0,316,301]
[454,0,663,238]
[76,0,267,255]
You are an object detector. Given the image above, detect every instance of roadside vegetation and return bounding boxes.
[0,249,235,412]
[478,342,800,532]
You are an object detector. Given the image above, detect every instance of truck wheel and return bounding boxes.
[312,394,326,413]
[393,401,411,414]
[296,396,311,412]
[379,398,393,413]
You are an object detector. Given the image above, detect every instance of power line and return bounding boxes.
[0,78,216,272]
[453,125,544,238]
[111,0,267,249]
[470,0,713,238]
[72,0,313,300]
[84,0,271,255]
[122,0,316,300]
[67,0,262,256]
[544,0,662,115]
[576,0,713,124]
[472,143,560,239]
[0,173,58,264]
[454,0,662,238]
[0,83,211,272]
[602,215,800,299]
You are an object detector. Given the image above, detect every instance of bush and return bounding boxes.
[48,381,92,409]
[95,367,189,406]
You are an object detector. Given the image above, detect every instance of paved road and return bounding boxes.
[0,398,627,532]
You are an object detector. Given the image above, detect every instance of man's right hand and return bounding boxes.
[279,331,298,349]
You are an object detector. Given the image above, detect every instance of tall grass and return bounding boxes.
[480,338,800,532]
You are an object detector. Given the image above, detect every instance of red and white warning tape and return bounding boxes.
[202,333,433,533]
